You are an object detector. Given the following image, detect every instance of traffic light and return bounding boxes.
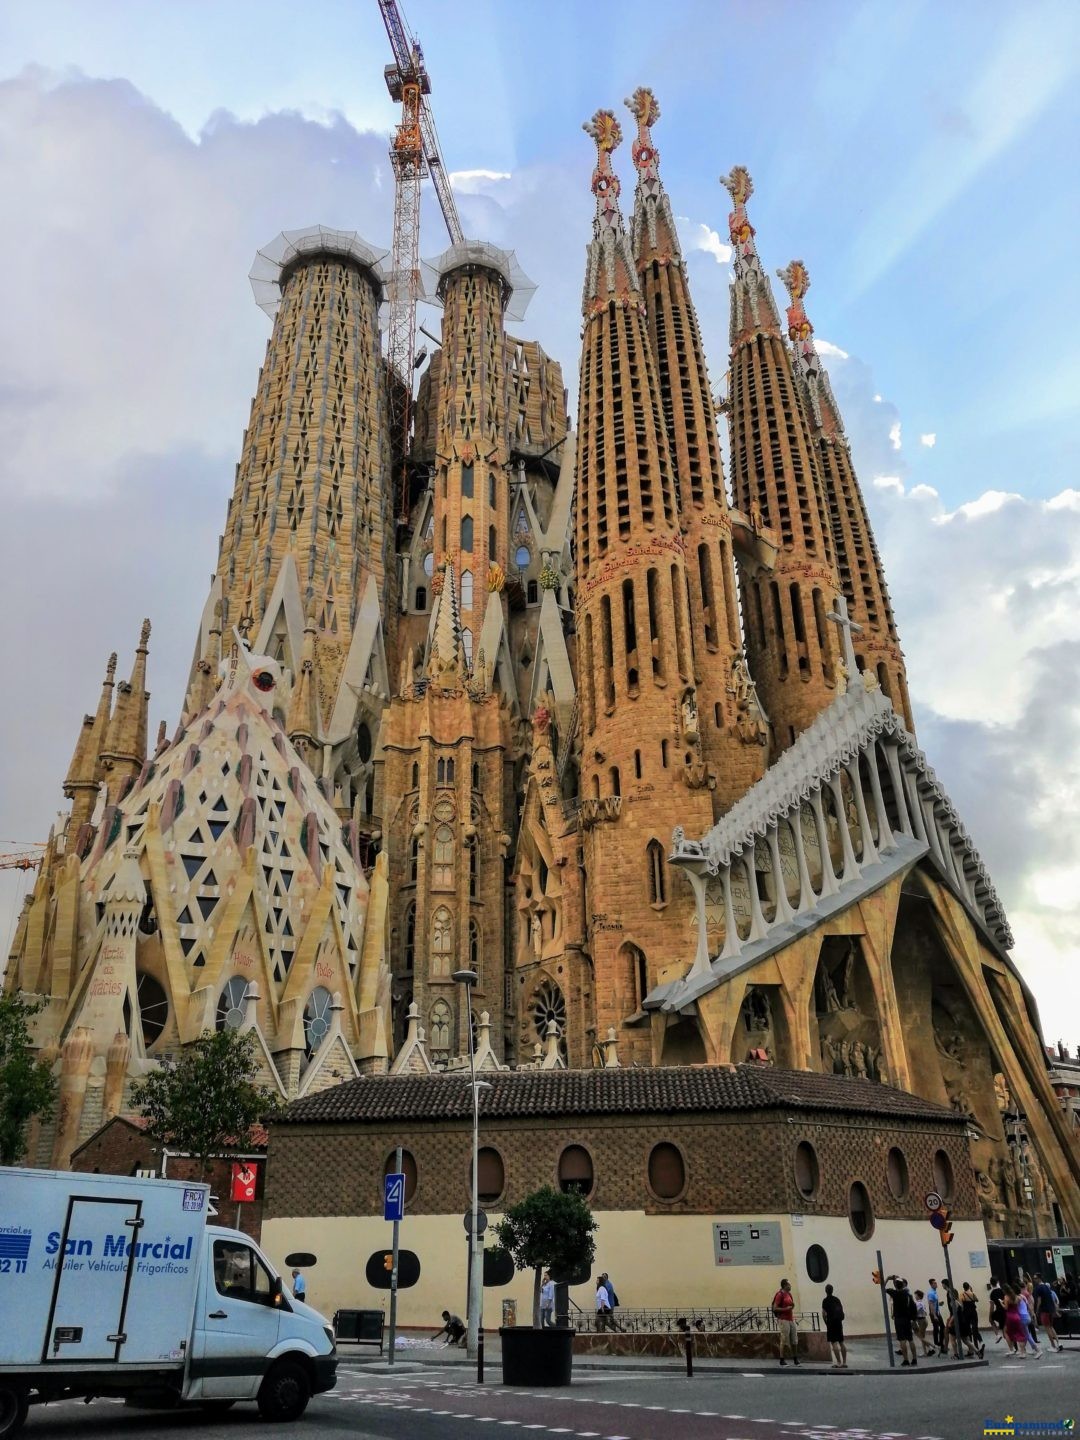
[383,1252,393,1272]
[940,1218,954,1247]
[871,1269,882,1285]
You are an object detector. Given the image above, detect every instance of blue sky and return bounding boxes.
[0,0,1078,1027]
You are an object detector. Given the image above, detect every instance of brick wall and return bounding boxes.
[264,1108,975,1230]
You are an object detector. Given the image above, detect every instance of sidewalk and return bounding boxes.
[338,1333,996,1377]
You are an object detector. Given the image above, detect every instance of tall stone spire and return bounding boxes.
[286,609,320,756]
[777,261,914,728]
[63,651,115,834]
[721,168,842,751]
[575,110,713,1063]
[627,89,766,814]
[426,560,465,682]
[100,619,151,804]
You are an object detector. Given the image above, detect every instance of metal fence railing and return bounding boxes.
[575,1306,821,1335]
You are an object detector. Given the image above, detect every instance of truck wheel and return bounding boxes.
[257,1360,310,1422]
[0,1382,28,1439]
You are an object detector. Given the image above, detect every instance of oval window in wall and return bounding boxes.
[647,1142,687,1201]
[558,1144,594,1197]
[933,1149,955,1202]
[475,1147,506,1206]
[806,1243,829,1283]
[886,1146,909,1199]
[848,1180,874,1239]
[794,1140,820,1199]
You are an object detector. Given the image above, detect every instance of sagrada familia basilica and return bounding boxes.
[6,88,1078,1237]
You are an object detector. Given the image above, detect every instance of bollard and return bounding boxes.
[477,1326,485,1384]
[685,1332,694,1377]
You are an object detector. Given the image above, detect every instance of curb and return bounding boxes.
[338,1356,990,1377]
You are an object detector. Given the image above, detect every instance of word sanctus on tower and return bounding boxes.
[6,90,1078,1238]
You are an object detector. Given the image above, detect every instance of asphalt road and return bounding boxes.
[18,1355,1077,1440]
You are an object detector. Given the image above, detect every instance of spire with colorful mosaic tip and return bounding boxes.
[581,109,639,310]
[624,86,680,266]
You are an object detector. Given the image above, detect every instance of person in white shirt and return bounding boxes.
[540,1271,555,1328]
[595,1276,614,1332]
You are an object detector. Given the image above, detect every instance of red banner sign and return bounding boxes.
[230,1161,258,1203]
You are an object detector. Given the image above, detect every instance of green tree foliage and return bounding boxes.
[131,1028,281,1178]
[495,1185,597,1326]
[0,992,57,1164]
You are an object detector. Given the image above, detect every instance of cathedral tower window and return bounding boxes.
[433,825,455,888]
[409,833,420,883]
[462,628,473,666]
[436,757,456,785]
[216,976,248,1031]
[431,908,453,976]
[699,544,718,650]
[489,524,497,558]
[461,515,474,552]
[609,766,621,798]
[634,749,643,780]
[471,761,480,790]
[647,840,667,907]
[469,917,481,968]
[646,569,665,680]
[429,998,452,1059]
[403,902,416,972]
[812,588,835,683]
[461,569,474,610]
[136,972,169,1048]
[527,580,538,605]
[467,836,478,898]
[461,462,474,499]
[600,595,615,709]
[515,544,530,570]
[415,585,427,611]
[488,473,496,506]
[411,762,419,789]
[303,986,333,1057]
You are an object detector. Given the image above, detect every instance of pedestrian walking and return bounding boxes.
[1003,1291,1028,1358]
[1032,1274,1062,1352]
[913,1290,936,1355]
[927,1278,946,1353]
[885,1276,918,1366]
[987,1280,1006,1343]
[595,1276,615,1332]
[1016,1287,1042,1357]
[821,1283,847,1369]
[290,1267,306,1302]
[599,1272,623,1332]
[540,1271,555,1329]
[772,1277,800,1366]
[960,1283,984,1358]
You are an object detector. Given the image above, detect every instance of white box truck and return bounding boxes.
[0,1167,337,1437]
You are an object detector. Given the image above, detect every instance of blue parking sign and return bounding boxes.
[384,1172,405,1222]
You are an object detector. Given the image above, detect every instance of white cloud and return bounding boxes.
[816,338,849,360]
[448,168,512,193]
[888,420,902,450]
[873,393,883,402]
[872,474,905,493]
[920,432,936,447]
[680,219,732,265]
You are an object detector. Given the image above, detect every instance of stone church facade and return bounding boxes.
[6,92,1077,1238]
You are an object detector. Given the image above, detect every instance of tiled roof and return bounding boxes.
[274,1065,962,1128]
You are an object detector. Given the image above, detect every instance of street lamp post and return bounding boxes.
[454,968,485,1363]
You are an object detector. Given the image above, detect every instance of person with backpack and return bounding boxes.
[885,1276,918,1366]
[821,1283,847,1368]
[772,1277,800,1366]
[1032,1273,1062,1352]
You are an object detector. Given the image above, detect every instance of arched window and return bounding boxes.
[437,757,446,784]
[848,1180,874,1239]
[429,998,452,1057]
[634,749,643,780]
[647,1142,687,1201]
[461,569,474,609]
[489,524,497,558]
[462,628,474,666]
[515,544,530,570]
[933,1149,955,1201]
[795,1141,820,1198]
[461,514,474,551]
[216,976,248,1032]
[403,902,416,972]
[411,761,419,788]
[886,1146,909,1199]
[558,1144,594,1196]
[461,462,474,498]
[433,825,455,887]
[472,761,480,790]
[527,580,539,605]
[136,972,169,1048]
[415,585,427,610]
[409,832,420,883]
[303,986,334,1057]
[431,907,453,975]
[469,917,481,968]
[423,551,434,577]
[647,840,667,906]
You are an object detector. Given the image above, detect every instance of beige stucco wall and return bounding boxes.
[261,1210,990,1337]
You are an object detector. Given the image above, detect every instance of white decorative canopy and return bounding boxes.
[249,226,389,317]
[421,240,537,322]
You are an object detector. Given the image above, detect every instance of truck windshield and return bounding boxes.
[213,1239,276,1307]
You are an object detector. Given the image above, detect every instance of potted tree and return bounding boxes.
[494,1185,597,1386]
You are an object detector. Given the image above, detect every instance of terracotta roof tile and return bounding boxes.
[274,1065,961,1128]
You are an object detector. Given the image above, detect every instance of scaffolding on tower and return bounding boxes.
[378,0,463,523]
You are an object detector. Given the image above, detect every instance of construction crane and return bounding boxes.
[378,0,464,522]
[0,844,45,872]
